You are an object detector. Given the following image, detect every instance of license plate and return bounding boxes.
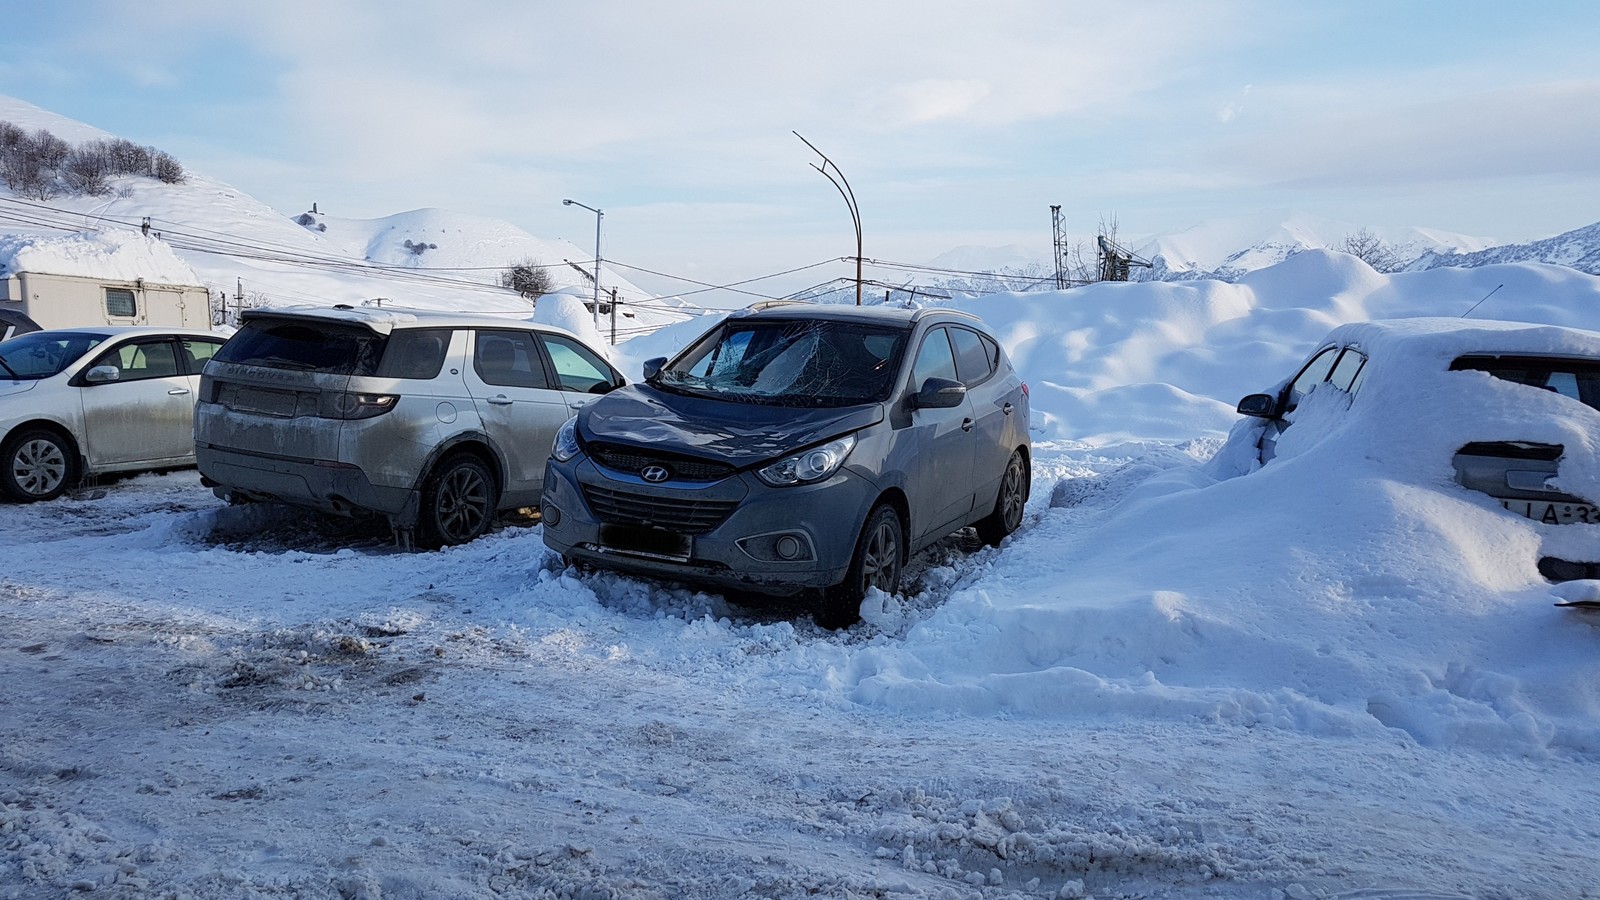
[220,384,297,417]
[598,524,692,561]
[1501,499,1600,525]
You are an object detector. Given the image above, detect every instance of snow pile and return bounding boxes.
[944,250,1600,443]
[0,230,202,285]
[835,317,1600,756]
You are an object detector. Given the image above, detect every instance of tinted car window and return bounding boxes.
[950,327,994,386]
[541,333,616,393]
[474,330,549,389]
[911,327,958,387]
[0,331,105,379]
[377,328,451,380]
[181,338,225,375]
[1452,355,1600,413]
[216,318,386,375]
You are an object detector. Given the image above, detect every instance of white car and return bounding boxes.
[0,326,226,501]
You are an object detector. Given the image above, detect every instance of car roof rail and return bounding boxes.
[745,299,814,311]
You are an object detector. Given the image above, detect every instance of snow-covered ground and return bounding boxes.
[6,94,1600,899]
[5,252,1600,898]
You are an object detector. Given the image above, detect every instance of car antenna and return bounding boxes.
[1460,284,1503,319]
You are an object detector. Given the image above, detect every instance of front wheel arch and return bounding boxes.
[1,422,82,502]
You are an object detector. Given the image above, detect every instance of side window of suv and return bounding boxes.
[473,331,549,389]
[911,327,958,388]
[949,327,995,386]
[377,328,452,380]
[540,333,618,394]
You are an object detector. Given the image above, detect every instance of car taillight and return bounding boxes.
[1021,382,1029,397]
[317,391,399,420]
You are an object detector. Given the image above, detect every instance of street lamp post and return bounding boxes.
[562,199,604,331]
[794,132,863,306]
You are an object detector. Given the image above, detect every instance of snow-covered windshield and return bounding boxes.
[0,331,106,380]
[657,319,908,407]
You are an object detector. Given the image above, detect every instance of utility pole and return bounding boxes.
[609,287,618,345]
[794,132,863,305]
[234,278,244,325]
[1051,205,1069,290]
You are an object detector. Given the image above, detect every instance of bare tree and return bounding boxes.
[63,142,114,195]
[500,257,556,303]
[1339,227,1406,273]
[151,150,185,184]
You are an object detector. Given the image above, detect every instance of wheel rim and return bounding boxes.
[434,465,490,543]
[860,517,901,594]
[12,438,67,497]
[1000,457,1025,530]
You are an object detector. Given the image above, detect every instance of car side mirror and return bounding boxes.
[642,356,667,381]
[85,365,121,384]
[1236,393,1277,417]
[912,377,966,409]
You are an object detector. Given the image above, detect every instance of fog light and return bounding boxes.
[775,535,802,560]
[542,504,561,528]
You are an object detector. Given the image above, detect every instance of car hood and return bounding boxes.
[0,380,39,399]
[578,383,883,466]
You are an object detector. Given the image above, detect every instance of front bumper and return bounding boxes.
[540,454,876,596]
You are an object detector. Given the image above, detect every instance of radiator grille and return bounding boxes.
[581,485,737,534]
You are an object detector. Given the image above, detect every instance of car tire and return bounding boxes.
[416,454,498,549]
[1,428,77,503]
[817,503,903,629]
[975,450,1028,547]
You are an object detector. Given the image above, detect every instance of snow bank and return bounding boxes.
[925,250,1600,443]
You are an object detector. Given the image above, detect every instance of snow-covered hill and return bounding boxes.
[0,94,702,339]
[1409,219,1600,275]
[1132,209,1493,281]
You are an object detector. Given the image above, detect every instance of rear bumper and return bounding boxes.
[197,443,413,519]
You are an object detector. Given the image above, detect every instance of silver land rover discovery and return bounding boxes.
[196,306,623,547]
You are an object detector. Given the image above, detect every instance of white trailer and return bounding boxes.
[0,270,206,330]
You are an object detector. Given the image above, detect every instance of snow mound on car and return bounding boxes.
[840,319,1600,756]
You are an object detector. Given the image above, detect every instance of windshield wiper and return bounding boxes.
[0,354,18,380]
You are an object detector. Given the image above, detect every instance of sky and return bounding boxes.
[2,0,1598,300]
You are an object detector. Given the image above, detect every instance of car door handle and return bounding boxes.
[962,417,974,432]
[168,388,191,396]
[569,400,591,410]
[487,394,514,405]
[1002,402,1014,415]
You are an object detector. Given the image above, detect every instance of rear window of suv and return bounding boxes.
[215,318,387,376]
[1451,355,1600,413]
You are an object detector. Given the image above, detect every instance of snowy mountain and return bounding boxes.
[1131,209,1493,281]
[0,93,701,339]
[1408,219,1600,275]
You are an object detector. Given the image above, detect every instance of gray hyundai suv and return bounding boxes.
[540,303,1031,626]
[196,306,623,548]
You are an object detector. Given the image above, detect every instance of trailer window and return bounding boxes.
[105,288,137,318]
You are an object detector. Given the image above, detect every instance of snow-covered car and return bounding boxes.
[1227,317,1600,579]
[540,303,1032,627]
[0,325,226,501]
[194,306,625,548]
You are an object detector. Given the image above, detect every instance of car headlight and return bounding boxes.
[551,416,581,462]
[757,434,857,487]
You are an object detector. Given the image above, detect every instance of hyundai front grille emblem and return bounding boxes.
[641,465,670,483]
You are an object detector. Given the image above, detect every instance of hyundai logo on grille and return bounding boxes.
[640,465,670,483]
